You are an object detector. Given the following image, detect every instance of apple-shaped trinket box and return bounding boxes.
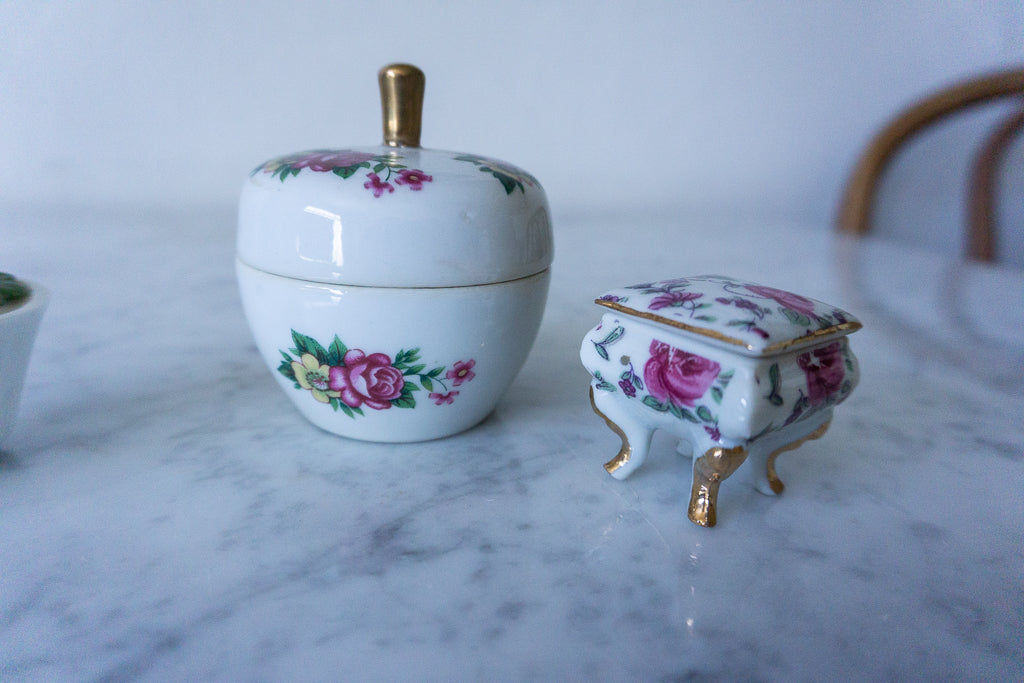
[237,64,552,442]
[580,275,861,527]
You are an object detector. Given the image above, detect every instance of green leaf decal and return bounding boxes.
[642,396,668,412]
[696,405,714,422]
[291,330,328,363]
[392,396,416,409]
[679,407,700,423]
[593,371,615,392]
[765,363,784,406]
[421,376,434,391]
[333,162,371,179]
[711,386,723,404]
[327,335,347,367]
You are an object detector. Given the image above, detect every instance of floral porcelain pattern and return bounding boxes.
[590,328,735,441]
[250,150,542,198]
[252,150,433,198]
[588,323,855,439]
[278,330,475,416]
[453,154,538,195]
[596,275,861,355]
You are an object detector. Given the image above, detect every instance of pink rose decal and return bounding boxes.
[446,359,476,387]
[289,150,376,172]
[394,169,433,190]
[279,332,477,416]
[745,285,816,317]
[329,349,405,410]
[364,173,395,197]
[643,341,720,408]
[797,342,845,406]
[429,391,459,405]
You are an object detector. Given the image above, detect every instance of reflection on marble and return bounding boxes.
[1,206,1022,680]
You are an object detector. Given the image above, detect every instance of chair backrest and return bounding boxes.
[836,68,1024,262]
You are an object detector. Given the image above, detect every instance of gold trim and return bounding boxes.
[589,387,632,474]
[764,420,831,494]
[595,299,861,355]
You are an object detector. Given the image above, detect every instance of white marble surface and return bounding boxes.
[1,205,1022,681]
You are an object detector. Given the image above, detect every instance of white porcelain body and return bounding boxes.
[580,311,860,480]
[0,285,48,447]
[238,147,552,288]
[237,261,549,442]
[579,275,861,526]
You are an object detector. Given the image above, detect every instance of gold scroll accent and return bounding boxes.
[589,387,632,474]
[594,299,861,355]
[765,419,831,494]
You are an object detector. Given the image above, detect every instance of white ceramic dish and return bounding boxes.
[237,65,552,442]
[0,282,48,448]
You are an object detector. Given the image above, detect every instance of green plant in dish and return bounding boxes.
[0,272,31,309]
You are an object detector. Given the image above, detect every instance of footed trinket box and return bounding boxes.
[580,275,861,527]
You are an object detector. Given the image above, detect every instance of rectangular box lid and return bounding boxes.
[595,275,861,357]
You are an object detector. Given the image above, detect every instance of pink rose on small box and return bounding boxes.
[745,285,816,317]
[329,349,405,410]
[643,341,720,408]
[798,342,845,406]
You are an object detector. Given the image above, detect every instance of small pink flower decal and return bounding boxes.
[329,349,405,410]
[446,359,476,386]
[364,173,395,197]
[394,169,433,190]
[429,391,459,405]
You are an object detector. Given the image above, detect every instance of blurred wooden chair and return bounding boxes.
[837,68,1024,262]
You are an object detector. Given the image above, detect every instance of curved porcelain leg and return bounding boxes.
[589,386,653,480]
[687,444,748,527]
[747,411,833,495]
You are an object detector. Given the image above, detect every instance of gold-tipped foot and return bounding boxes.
[687,445,748,527]
[589,386,632,474]
[765,420,831,495]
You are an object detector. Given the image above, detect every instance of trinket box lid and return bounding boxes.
[595,275,861,357]
[237,64,552,288]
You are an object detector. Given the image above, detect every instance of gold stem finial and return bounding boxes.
[379,63,424,148]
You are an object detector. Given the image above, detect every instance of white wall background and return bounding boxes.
[2,1,1023,263]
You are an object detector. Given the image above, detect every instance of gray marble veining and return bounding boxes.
[1,206,1021,681]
